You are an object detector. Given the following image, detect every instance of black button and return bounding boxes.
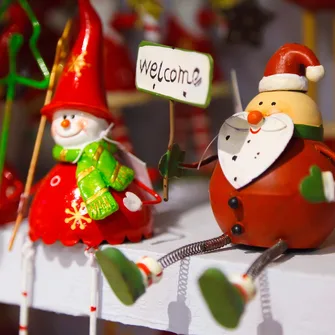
[231,224,243,236]
[228,197,239,209]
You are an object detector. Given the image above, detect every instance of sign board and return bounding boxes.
[135,41,214,108]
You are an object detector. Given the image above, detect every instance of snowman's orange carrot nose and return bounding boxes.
[247,110,263,125]
[61,119,70,128]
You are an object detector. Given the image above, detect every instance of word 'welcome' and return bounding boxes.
[139,59,202,87]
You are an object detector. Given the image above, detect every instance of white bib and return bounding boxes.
[218,112,294,189]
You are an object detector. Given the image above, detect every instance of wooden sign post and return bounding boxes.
[135,41,214,200]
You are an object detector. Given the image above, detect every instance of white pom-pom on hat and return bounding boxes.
[306,65,325,82]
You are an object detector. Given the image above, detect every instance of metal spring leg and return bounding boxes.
[245,240,288,280]
[158,234,231,269]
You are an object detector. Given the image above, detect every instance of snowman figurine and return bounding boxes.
[28,0,161,248]
[19,1,161,334]
[96,43,335,328]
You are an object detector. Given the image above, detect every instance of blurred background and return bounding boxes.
[0,0,335,333]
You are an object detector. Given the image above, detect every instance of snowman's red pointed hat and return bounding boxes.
[259,43,324,93]
[41,0,113,123]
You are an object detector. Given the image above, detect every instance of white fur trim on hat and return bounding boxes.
[259,73,308,92]
[306,65,325,82]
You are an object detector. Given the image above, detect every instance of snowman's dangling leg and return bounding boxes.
[85,248,100,335]
[96,234,231,305]
[19,238,36,335]
[199,239,288,329]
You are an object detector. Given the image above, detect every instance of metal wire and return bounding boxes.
[246,239,288,280]
[158,234,231,268]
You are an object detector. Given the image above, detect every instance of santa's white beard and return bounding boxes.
[218,112,294,189]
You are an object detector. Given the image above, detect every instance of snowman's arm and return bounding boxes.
[180,154,218,169]
[133,179,162,205]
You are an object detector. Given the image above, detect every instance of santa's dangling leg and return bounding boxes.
[96,234,231,305]
[85,248,100,335]
[190,107,215,173]
[199,239,288,329]
[19,239,36,335]
[110,108,133,153]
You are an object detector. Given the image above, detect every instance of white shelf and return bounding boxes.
[1,178,335,335]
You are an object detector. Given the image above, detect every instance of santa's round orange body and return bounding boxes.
[209,138,335,249]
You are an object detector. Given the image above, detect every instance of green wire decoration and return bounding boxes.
[0,0,50,188]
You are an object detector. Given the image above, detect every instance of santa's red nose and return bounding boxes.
[247,110,263,125]
[61,119,70,128]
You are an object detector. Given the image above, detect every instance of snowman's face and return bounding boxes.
[51,110,108,148]
[245,91,322,128]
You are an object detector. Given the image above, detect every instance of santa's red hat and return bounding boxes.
[259,43,324,93]
[41,0,113,123]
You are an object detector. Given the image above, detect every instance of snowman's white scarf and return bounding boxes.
[71,122,121,164]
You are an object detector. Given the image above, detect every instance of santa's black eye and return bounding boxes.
[71,115,75,119]
[259,101,263,105]
[63,115,67,120]
[271,102,276,106]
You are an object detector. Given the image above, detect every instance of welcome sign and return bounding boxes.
[135,41,214,108]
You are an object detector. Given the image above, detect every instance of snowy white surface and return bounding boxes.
[0,178,335,335]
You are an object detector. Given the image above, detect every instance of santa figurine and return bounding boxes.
[96,43,335,328]
[19,1,161,334]
[162,0,226,170]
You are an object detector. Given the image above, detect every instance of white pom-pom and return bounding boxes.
[306,65,325,82]
[230,274,256,302]
[138,256,163,284]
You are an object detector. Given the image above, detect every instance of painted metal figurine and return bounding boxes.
[96,43,335,328]
[16,1,161,334]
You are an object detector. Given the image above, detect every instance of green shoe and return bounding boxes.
[86,192,119,220]
[96,248,146,305]
[198,268,245,329]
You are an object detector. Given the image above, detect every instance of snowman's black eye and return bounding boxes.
[259,101,263,105]
[271,102,276,106]
[63,115,67,120]
[71,115,75,119]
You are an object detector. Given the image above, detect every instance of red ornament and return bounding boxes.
[0,4,30,78]
[287,0,335,11]
[0,165,23,225]
[29,164,154,247]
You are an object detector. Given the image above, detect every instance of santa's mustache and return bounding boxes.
[225,112,290,132]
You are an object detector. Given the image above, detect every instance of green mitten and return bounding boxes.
[86,191,119,220]
[96,248,146,305]
[199,268,245,329]
[300,165,327,203]
[158,143,186,179]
